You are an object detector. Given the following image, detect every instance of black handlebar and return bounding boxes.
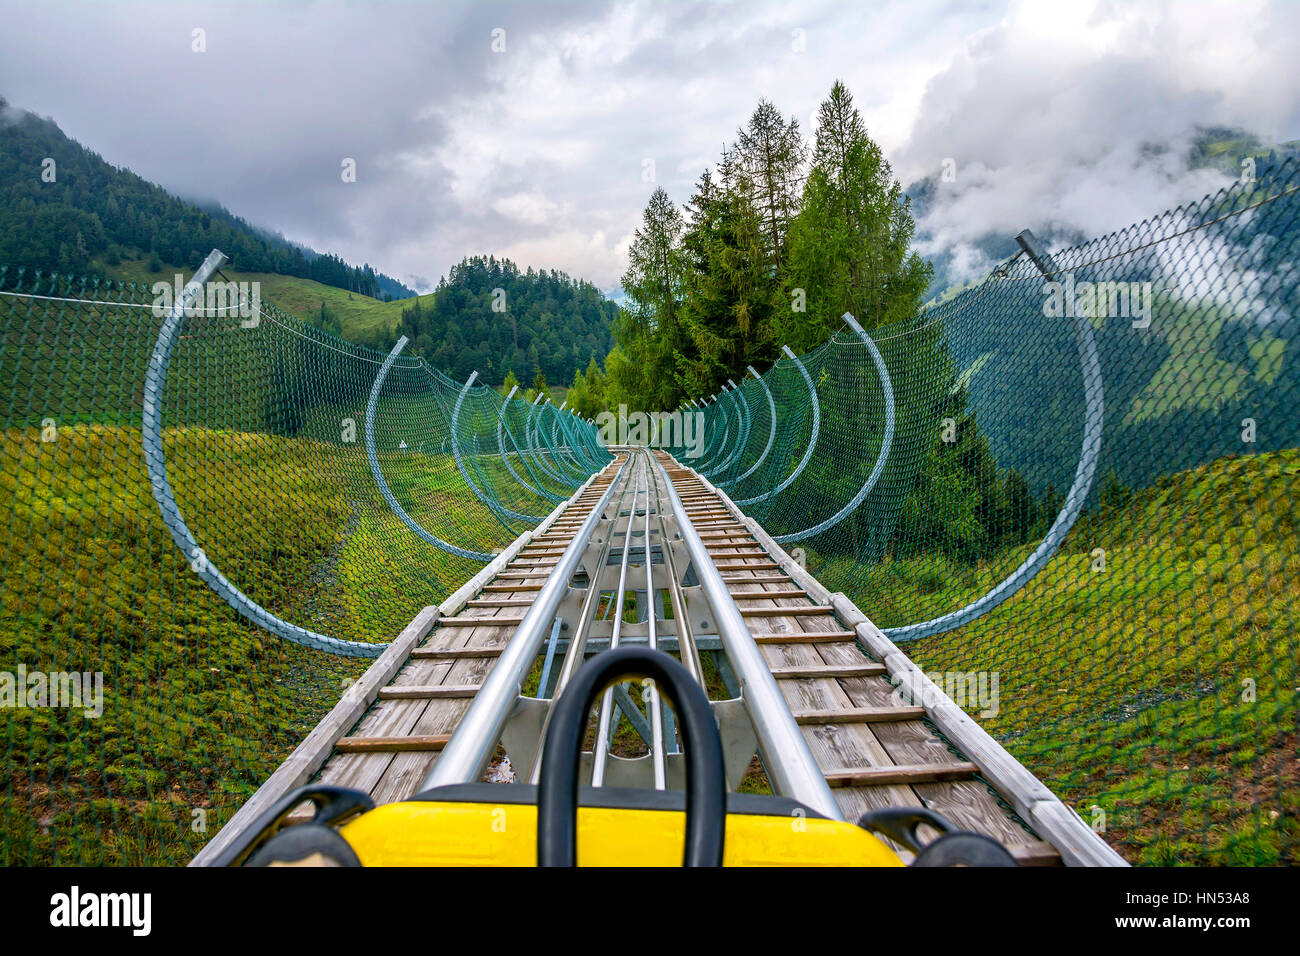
[536,647,726,867]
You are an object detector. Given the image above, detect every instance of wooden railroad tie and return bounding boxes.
[378,685,481,700]
[334,735,451,753]
[793,706,926,724]
[768,663,886,679]
[438,615,526,627]
[738,605,836,617]
[823,762,980,788]
[411,646,503,659]
[751,630,856,644]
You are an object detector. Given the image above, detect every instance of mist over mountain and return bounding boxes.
[906,128,1300,299]
[0,96,415,300]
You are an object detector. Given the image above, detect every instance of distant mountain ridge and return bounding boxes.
[0,94,415,300]
[0,94,620,387]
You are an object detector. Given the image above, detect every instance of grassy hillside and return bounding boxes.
[1190,129,1300,177]
[0,424,504,864]
[98,251,427,349]
[3,424,1289,864]
[816,449,1298,865]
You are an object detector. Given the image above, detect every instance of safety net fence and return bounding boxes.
[0,265,608,864]
[672,156,1299,865]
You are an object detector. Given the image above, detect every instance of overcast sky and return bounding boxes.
[2,0,1298,293]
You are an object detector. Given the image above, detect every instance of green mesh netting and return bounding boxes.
[678,158,1299,865]
[0,275,607,864]
[2,157,1296,867]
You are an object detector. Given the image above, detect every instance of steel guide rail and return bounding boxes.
[427,446,848,809]
[422,453,632,788]
[195,448,1119,866]
[654,455,845,820]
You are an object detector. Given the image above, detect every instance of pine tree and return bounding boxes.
[616,187,686,409]
[782,81,932,349]
[734,99,806,271]
[677,166,778,397]
[622,187,684,337]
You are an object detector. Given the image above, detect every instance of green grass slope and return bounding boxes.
[0,424,501,864]
[816,449,1299,865]
[98,252,426,348]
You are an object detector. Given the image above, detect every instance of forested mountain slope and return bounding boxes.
[0,95,411,299]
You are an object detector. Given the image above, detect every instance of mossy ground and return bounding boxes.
[815,449,1299,865]
[0,424,513,864]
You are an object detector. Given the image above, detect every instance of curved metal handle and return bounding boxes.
[537,647,726,867]
[857,806,1017,866]
[856,806,954,854]
[208,784,374,867]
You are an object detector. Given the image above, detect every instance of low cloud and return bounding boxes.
[897,0,1300,281]
[492,191,566,226]
[0,0,1296,296]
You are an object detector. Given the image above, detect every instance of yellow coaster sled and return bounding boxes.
[339,785,902,867]
[210,647,1015,867]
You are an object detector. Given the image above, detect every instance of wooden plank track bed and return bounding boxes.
[190,457,625,865]
[662,454,1124,867]
[193,447,1122,867]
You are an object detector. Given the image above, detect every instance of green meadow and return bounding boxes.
[816,449,1299,865]
[0,423,514,864]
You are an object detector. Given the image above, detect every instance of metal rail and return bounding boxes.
[523,460,638,784]
[421,444,843,813]
[650,466,706,686]
[143,249,386,658]
[421,453,631,788]
[654,456,845,820]
[641,465,669,788]
[591,465,645,786]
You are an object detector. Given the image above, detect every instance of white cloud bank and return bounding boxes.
[0,0,1296,293]
[897,0,1300,279]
